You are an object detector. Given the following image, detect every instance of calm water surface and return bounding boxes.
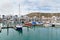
[0,27,60,40]
[0,22,60,40]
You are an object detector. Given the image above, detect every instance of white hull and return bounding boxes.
[52,23,60,25]
[44,23,51,27]
[16,24,23,28]
[36,22,43,25]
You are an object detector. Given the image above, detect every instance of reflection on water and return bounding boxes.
[7,28,9,35]
[0,22,60,40]
[16,29,23,35]
[0,27,60,40]
[1,28,23,36]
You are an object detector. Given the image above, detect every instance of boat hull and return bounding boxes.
[16,24,23,30]
[16,27,22,30]
[44,23,52,27]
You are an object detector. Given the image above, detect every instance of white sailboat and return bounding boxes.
[16,3,23,30]
[16,24,23,30]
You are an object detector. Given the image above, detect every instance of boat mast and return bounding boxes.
[19,3,20,23]
[19,3,20,17]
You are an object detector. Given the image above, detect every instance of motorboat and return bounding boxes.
[44,23,52,27]
[43,21,52,27]
[53,23,60,25]
[36,22,43,26]
[24,22,32,27]
[32,21,36,26]
[52,23,60,27]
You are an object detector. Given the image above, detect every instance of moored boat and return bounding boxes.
[32,21,36,26]
[16,24,23,30]
[36,22,43,26]
[43,21,52,27]
[24,22,32,27]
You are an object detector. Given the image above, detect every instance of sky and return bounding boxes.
[0,0,60,15]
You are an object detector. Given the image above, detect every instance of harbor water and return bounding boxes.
[0,26,60,40]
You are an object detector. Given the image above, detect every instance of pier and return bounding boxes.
[0,26,16,32]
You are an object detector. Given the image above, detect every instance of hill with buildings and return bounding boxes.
[26,12,60,18]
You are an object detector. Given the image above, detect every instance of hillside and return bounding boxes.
[26,12,60,18]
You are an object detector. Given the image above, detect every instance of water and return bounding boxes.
[0,26,60,40]
[0,22,60,40]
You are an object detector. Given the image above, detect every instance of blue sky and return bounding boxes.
[0,0,60,15]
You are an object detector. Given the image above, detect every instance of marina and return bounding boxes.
[0,14,60,40]
[0,0,60,40]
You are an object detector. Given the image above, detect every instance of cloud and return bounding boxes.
[0,0,60,15]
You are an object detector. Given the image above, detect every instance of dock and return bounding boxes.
[0,26,16,32]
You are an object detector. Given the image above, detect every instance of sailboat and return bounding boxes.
[16,3,23,30]
[16,24,22,30]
